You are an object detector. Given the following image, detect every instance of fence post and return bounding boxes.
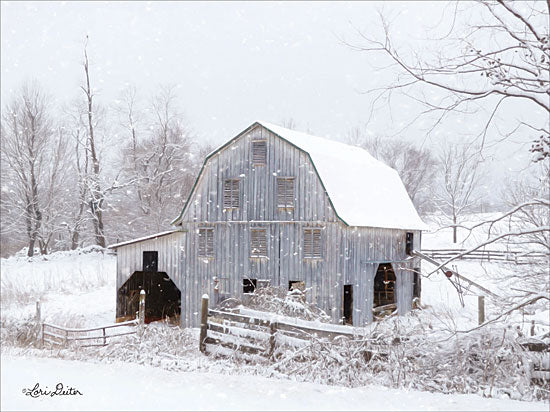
[531,320,536,336]
[102,327,106,345]
[35,300,41,345]
[35,300,41,323]
[268,322,277,357]
[199,294,209,353]
[478,296,485,325]
[139,290,146,325]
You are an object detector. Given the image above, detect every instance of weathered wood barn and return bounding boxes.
[110,121,427,327]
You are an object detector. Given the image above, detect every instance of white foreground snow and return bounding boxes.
[2,355,547,412]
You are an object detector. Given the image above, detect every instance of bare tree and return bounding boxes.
[35,127,73,253]
[280,118,298,130]
[59,107,92,250]
[1,82,70,256]
[348,0,549,154]
[348,1,549,284]
[502,163,549,254]
[113,85,199,238]
[347,127,438,214]
[80,38,106,247]
[432,143,484,243]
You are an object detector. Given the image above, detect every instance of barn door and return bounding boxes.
[373,263,396,307]
[343,285,353,324]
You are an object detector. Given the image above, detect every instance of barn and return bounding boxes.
[109,121,427,327]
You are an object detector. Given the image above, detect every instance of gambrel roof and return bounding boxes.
[172,121,427,230]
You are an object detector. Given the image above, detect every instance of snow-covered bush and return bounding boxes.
[229,286,330,322]
[5,310,546,402]
[267,311,548,401]
[0,316,40,348]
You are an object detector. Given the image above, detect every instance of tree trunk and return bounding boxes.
[70,228,80,250]
[83,40,106,248]
[27,238,35,257]
[452,215,457,244]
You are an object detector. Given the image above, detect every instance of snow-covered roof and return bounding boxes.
[256,121,427,230]
[173,121,427,230]
[108,230,181,249]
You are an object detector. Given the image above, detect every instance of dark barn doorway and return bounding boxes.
[374,263,396,307]
[117,271,181,324]
[343,284,353,324]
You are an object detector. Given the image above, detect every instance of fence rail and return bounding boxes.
[200,296,377,360]
[420,248,547,264]
[42,320,138,348]
[199,295,549,385]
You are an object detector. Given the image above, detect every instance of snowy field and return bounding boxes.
[1,246,116,327]
[2,355,547,412]
[1,217,548,411]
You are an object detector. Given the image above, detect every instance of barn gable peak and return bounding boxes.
[172,121,427,230]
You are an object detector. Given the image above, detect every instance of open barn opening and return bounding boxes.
[343,284,353,325]
[116,270,181,324]
[373,263,396,308]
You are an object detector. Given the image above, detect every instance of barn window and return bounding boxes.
[143,251,158,272]
[198,228,214,258]
[223,179,240,209]
[277,177,295,208]
[250,228,268,257]
[251,140,267,165]
[303,228,322,259]
[243,278,257,293]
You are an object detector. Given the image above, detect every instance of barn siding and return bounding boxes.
[115,124,423,328]
[180,126,338,224]
[115,232,185,289]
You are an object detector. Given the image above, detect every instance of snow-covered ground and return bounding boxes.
[420,215,549,336]
[2,355,547,412]
[422,211,546,252]
[1,246,116,327]
[1,214,548,411]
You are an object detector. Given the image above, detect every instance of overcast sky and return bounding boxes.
[1,1,539,182]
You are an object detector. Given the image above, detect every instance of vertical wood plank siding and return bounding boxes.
[115,231,185,293]
[116,125,422,328]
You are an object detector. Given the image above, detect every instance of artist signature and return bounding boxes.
[22,382,83,398]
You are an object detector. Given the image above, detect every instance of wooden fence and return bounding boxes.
[199,297,384,359]
[520,339,550,383]
[199,296,549,386]
[40,290,145,348]
[42,320,138,348]
[199,295,378,360]
[421,248,547,264]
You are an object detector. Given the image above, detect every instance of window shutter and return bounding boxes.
[303,228,322,258]
[252,140,267,165]
[198,228,214,257]
[250,228,267,257]
[223,179,239,208]
[312,229,321,258]
[277,178,295,208]
[304,229,313,257]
